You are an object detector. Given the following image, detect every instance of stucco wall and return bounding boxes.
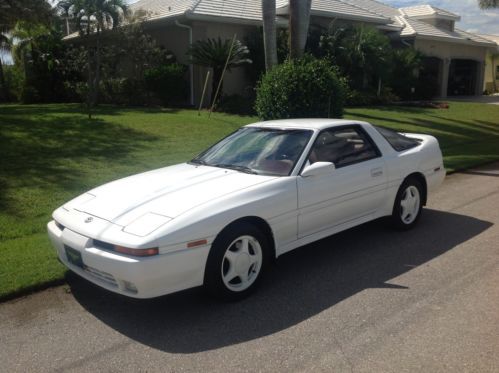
[414,39,488,62]
[484,51,499,93]
[144,21,256,106]
[191,21,256,106]
[146,25,191,64]
[414,39,488,96]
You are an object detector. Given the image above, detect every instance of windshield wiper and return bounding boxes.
[213,163,259,175]
[189,159,209,166]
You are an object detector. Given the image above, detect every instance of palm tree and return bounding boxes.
[0,30,11,101]
[57,1,73,36]
[11,22,49,81]
[262,0,277,71]
[289,0,312,59]
[188,37,251,100]
[64,0,128,116]
[478,0,498,8]
[0,0,54,30]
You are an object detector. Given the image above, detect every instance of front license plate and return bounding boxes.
[65,245,84,269]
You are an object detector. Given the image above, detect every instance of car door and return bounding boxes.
[297,125,387,238]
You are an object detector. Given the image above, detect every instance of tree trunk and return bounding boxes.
[492,55,497,93]
[0,58,6,101]
[85,22,93,119]
[289,0,312,59]
[93,29,101,107]
[262,0,277,71]
[87,46,93,119]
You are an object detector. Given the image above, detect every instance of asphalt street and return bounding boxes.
[1,163,498,372]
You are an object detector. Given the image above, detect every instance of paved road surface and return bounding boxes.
[1,164,498,372]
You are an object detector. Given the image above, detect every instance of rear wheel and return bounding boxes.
[392,178,423,230]
[204,223,269,300]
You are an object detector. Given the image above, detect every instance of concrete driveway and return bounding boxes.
[449,95,499,105]
[1,164,498,373]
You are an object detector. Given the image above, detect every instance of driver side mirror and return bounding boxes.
[301,162,336,178]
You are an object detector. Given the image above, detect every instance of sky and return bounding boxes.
[384,0,499,35]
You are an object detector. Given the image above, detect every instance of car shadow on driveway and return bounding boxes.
[68,209,492,353]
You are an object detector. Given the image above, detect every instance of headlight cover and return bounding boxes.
[123,212,172,237]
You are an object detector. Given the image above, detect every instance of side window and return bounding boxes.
[309,127,379,168]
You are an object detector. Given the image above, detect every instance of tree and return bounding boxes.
[11,21,67,103]
[320,25,392,91]
[11,22,49,78]
[289,0,312,59]
[64,0,128,117]
[0,0,54,101]
[478,0,498,8]
[57,1,73,36]
[0,30,11,101]
[0,0,54,30]
[262,0,277,70]
[188,37,251,101]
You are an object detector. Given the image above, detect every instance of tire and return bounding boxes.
[391,178,423,230]
[204,222,270,301]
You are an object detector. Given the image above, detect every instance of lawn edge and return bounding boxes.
[0,276,66,303]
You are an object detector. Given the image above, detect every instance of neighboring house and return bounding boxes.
[121,0,497,104]
[478,34,499,93]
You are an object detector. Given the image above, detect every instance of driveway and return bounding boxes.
[1,164,498,372]
[448,95,499,105]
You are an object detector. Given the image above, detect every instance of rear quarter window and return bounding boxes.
[374,126,421,152]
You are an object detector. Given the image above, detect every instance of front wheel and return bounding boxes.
[204,223,269,300]
[391,178,423,230]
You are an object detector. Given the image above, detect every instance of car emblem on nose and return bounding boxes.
[85,217,93,223]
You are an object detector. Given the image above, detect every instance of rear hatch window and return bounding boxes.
[374,126,421,152]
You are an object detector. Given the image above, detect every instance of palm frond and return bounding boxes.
[188,37,251,70]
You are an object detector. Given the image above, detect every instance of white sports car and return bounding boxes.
[48,119,445,300]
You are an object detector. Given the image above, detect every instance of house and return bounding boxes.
[128,0,497,104]
[478,34,499,93]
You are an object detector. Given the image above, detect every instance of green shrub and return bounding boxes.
[345,87,399,107]
[255,58,346,120]
[217,94,256,115]
[1,65,24,102]
[20,85,41,104]
[100,78,149,106]
[144,64,188,106]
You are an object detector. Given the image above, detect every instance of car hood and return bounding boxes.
[65,163,276,226]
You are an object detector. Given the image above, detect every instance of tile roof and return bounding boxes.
[396,16,494,46]
[399,5,460,21]
[477,34,499,45]
[130,0,196,20]
[310,0,389,23]
[126,0,493,48]
[341,0,400,18]
[192,0,264,21]
[131,0,390,23]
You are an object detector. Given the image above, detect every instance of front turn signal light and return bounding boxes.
[114,246,159,257]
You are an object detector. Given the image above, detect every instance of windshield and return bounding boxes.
[191,127,313,176]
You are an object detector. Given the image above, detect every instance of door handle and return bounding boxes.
[371,168,383,177]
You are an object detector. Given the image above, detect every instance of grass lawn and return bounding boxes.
[1,102,498,300]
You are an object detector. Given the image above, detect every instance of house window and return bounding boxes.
[496,65,499,80]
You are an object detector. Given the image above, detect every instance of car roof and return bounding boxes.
[245,119,370,131]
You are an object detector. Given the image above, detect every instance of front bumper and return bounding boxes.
[47,220,209,298]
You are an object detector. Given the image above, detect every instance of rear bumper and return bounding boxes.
[425,165,446,193]
[47,221,209,298]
